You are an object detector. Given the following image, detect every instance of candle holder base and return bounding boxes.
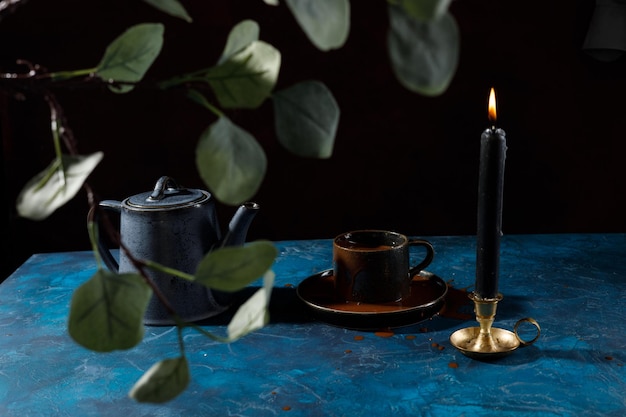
[449,325,520,360]
[449,292,540,360]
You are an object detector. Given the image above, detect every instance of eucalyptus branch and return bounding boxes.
[158,67,216,89]
[43,92,79,154]
[0,60,156,95]
[86,220,104,270]
[143,260,195,282]
[113,227,180,318]
[44,94,67,185]
[184,322,230,344]
[176,326,187,356]
[49,68,97,81]
[184,88,224,118]
[0,59,46,79]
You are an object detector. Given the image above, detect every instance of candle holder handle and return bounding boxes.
[449,292,540,359]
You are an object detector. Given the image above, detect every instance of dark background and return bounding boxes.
[2,0,625,280]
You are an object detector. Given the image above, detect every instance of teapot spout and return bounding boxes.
[220,202,260,247]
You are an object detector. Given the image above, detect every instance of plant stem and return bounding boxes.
[176,326,186,356]
[45,94,66,185]
[199,98,223,118]
[158,68,214,89]
[87,221,104,269]
[144,260,195,282]
[186,322,230,343]
[50,67,96,81]
[185,89,223,118]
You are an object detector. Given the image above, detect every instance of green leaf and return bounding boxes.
[142,0,192,22]
[206,39,281,109]
[196,116,267,205]
[96,23,164,93]
[272,81,339,158]
[397,0,453,22]
[194,241,278,292]
[227,270,275,341]
[285,0,350,51]
[68,269,152,352]
[387,5,459,96]
[218,20,260,65]
[129,357,190,403]
[16,152,103,220]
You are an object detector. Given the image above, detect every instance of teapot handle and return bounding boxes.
[90,200,122,271]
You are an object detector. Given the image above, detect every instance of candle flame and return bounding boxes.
[488,87,497,123]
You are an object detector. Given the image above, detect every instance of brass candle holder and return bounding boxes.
[449,292,540,359]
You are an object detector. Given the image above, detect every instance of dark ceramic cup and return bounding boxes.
[333,230,434,304]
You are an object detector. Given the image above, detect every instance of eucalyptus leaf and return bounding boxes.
[397,0,452,22]
[68,269,152,352]
[387,5,459,96]
[218,20,260,65]
[227,270,275,341]
[16,152,103,220]
[272,81,339,158]
[194,241,278,292]
[196,116,267,205]
[129,357,190,403]
[96,23,164,93]
[206,40,280,109]
[285,0,350,51]
[142,0,192,22]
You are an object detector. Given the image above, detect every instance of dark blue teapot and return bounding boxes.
[96,176,259,325]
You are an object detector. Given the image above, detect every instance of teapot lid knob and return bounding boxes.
[148,176,180,201]
[126,176,209,209]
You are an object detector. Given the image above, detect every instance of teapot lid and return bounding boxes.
[126,176,209,209]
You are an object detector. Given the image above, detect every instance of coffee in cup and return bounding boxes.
[333,230,434,304]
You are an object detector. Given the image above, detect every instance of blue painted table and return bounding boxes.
[1,234,625,416]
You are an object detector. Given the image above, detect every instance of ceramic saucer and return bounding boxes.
[296,269,448,330]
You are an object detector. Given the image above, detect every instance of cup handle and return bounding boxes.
[407,239,435,277]
[89,200,122,271]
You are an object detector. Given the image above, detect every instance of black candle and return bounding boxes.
[476,88,507,300]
